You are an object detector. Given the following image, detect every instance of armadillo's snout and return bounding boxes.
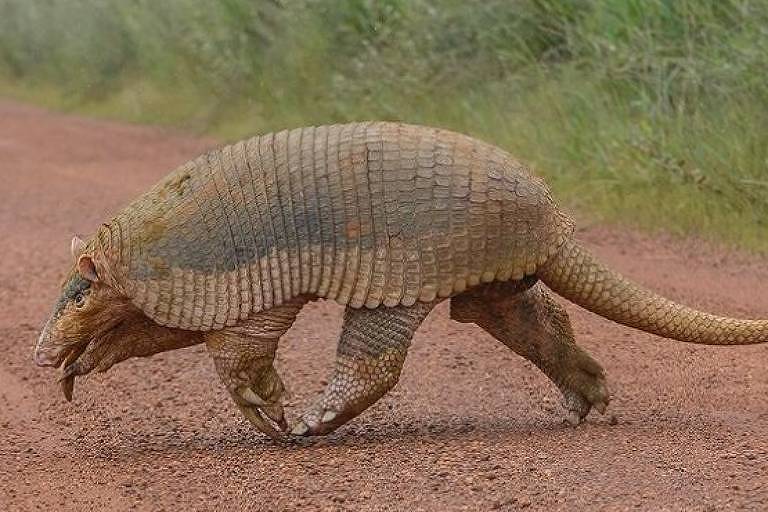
[35,330,51,367]
[34,321,63,367]
[34,348,58,367]
[34,323,90,401]
[34,337,62,367]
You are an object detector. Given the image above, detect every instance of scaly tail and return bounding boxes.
[537,238,768,345]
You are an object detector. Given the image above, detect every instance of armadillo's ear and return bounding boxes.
[71,235,86,261]
[77,255,100,282]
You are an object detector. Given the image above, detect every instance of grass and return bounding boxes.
[1,0,767,251]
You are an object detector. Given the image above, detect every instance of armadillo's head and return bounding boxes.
[35,236,136,400]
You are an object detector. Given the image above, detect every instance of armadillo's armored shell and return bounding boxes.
[95,123,573,330]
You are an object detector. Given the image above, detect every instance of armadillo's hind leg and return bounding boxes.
[451,282,610,425]
[204,297,309,439]
[290,302,435,437]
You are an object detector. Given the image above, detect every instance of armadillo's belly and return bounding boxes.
[102,122,572,330]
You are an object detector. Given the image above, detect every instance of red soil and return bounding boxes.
[1,101,766,511]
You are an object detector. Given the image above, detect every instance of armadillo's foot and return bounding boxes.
[290,351,402,437]
[289,403,352,437]
[451,280,611,425]
[227,364,289,439]
[204,300,308,440]
[290,407,354,437]
[554,347,610,425]
[290,302,434,437]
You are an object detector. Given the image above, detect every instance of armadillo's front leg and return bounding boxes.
[290,302,434,437]
[204,297,308,439]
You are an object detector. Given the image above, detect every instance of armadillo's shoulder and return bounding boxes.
[95,145,247,329]
[95,129,329,329]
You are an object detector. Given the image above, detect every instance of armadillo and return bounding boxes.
[35,122,768,439]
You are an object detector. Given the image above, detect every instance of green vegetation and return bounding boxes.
[1,0,767,250]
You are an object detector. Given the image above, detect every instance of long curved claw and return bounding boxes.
[235,402,286,440]
[240,387,288,430]
[234,386,288,438]
[259,402,288,432]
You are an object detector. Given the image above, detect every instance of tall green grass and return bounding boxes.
[1,0,767,250]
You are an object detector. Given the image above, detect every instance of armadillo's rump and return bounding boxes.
[93,122,573,330]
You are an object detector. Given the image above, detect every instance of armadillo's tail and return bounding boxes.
[537,238,768,345]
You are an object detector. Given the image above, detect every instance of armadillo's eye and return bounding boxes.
[74,292,86,308]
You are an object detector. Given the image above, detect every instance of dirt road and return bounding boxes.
[1,101,766,511]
